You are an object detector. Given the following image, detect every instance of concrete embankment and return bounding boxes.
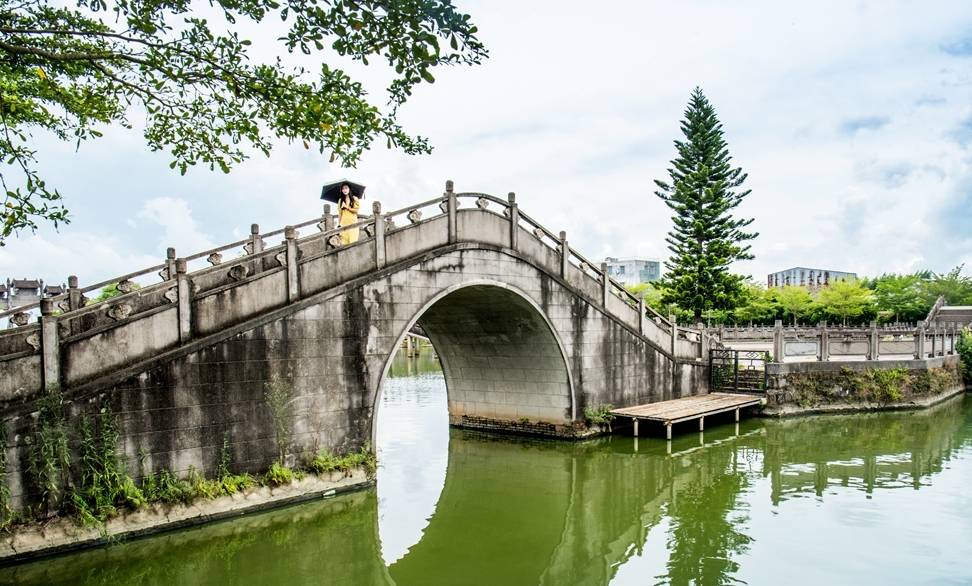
[761,355,966,417]
[0,470,370,565]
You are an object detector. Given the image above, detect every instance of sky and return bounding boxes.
[4,0,972,288]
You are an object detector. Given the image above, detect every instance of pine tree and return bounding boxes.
[655,88,757,321]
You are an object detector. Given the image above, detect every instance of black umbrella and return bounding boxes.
[320,179,366,203]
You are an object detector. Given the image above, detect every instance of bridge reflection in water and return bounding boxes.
[5,358,971,585]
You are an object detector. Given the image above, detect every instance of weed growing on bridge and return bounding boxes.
[26,385,70,517]
[0,425,12,530]
[584,405,616,431]
[310,445,376,478]
[264,376,295,465]
[70,407,145,526]
[264,462,296,486]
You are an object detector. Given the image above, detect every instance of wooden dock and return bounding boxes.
[611,393,763,439]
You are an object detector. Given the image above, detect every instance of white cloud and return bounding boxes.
[5,0,972,288]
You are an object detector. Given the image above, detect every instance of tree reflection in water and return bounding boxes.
[4,378,970,586]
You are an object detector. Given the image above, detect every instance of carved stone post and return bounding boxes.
[930,326,938,357]
[323,204,335,231]
[818,321,829,362]
[284,226,299,303]
[600,262,610,308]
[507,192,519,251]
[669,313,678,397]
[446,180,457,244]
[163,247,177,280]
[868,320,879,361]
[246,224,264,255]
[176,259,192,344]
[915,320,926,359]
[559,231,569,279]
[40,298,60,390]
[699,323,708,360]
[638,295,646,336]
[67,275,82,311]
[373,201,386,270]
[773,319,784,363]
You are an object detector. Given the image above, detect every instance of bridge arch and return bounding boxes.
[372,279,576,443]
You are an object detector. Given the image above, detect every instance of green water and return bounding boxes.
[4,349,972,585]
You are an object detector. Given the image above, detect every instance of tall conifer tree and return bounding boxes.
[655,88,757,320]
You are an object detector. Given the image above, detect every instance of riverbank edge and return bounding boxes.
[759,383,968,418]
[0,469,372,566]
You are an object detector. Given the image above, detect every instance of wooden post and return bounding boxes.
[559,231,569,279]
[284,226,299,303]
[176,258,192,343]
[39,298,60,391]
[507,192,519,251]
[600,262,609,308]
[373,201,386,270]
[446,180,457,244]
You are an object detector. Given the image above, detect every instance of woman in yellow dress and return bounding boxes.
[337,183,361,244]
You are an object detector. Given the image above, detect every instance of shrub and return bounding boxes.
[264,462,295,487]
[310,445,376,477]
[957,330,972,384]
[584,405,615,430]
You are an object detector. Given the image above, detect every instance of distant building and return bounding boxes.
[767,267,856,289]
[604,257,662,285]
[1,278,66,310]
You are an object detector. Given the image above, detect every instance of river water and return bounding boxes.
[4,348,972,585]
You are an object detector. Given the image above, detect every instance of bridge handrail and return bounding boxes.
[4,184,702,349]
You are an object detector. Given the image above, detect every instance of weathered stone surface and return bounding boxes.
[1,206,709,509]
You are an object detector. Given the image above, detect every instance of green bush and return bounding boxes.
[584,405,615,427]
[309,446,376,477]
[957,331,972,384]
[264,462,295,487]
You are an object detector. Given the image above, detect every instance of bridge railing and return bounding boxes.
[4,182,711,375]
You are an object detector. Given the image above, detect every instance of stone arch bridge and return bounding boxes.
[0,183,716,502]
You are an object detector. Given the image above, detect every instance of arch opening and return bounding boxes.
[373,281,574,565]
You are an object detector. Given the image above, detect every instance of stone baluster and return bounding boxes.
[559,231,568,279]
[246,224,264,255]
[638,294,646,336]
[373,201,386,270]
[868,320,879,361]
[446,180,457,244]
[163,247,177,281]
[930,326,938,357]
[40,297,60,391]
[600,262,609,308]
[818,321,829,362]
[669,314,678,357]
[284,226,300,303]
[67,275,82,311]
[698,323,707,360]
[915,320,926,359]
[322,204,335,231]
[773,319,784,363]
[507,192,519,251]
[176,258,192,343]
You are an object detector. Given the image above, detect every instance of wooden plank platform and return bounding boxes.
[611,393,763,439]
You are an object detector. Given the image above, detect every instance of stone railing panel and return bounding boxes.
[58,283,175,343]
[193,270,289,337]
[300,236,383,296]
[62,306,179,387]
[828,339,870,356]
[0,354,42,405]
[784,340,818,357]
[0,323,40,357]
[879,339,916,355]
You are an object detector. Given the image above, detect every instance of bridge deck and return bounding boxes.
[611,393,763,439]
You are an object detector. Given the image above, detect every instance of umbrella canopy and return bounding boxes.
[320,179,366,203]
